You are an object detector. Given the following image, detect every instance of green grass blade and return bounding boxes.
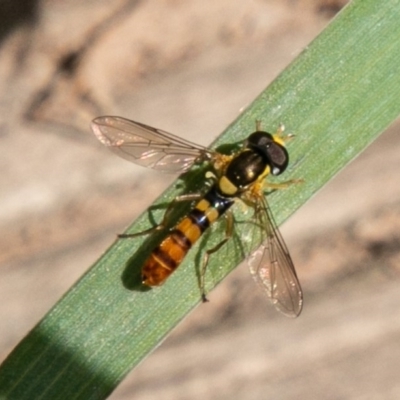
[1,0,400,398]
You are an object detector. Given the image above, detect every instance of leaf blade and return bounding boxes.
[1,1,400,398]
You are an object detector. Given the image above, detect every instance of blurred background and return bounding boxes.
[1,0,400,399]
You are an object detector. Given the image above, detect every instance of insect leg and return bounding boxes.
[256,120,294,144]
[118,193,203,239]
[256,120,284,135]
[263,178,303,191]
[199,209,234,302]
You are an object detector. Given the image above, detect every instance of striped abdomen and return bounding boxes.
[142,186,234,286]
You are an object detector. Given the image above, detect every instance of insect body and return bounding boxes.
[91,116,303,317]
[142,185,234,287]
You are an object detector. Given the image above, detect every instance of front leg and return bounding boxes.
[263,178,304,191]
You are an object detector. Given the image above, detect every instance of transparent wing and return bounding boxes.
[248,196,303,317]
[91,116,214,173]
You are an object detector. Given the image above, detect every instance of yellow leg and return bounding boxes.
[256,120,293,143]
[263,178,303,191]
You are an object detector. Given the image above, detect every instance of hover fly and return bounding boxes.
[91,116,303,317]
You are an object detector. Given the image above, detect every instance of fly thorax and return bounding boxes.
[218,150,267,196]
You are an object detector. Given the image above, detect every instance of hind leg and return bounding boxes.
[118,193,203,239]
[199,209,234,302]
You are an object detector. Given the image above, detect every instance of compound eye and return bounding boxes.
[267,142,288,175]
